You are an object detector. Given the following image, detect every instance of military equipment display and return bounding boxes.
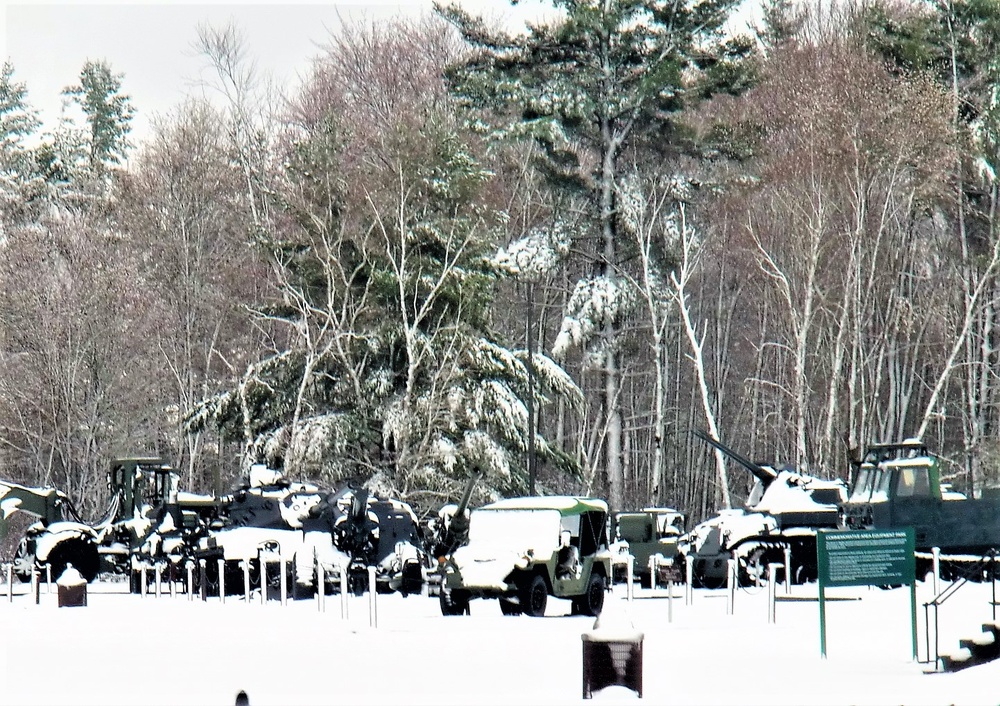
[437,496,612,617]
[5,457,220,585]
[194,466,427,598]
[611,508,685,586]
[680,430,848,587]
[840,439,1000,579]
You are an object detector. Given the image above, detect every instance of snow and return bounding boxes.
[2,573,1000,705]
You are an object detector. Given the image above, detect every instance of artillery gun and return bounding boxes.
[680,430,847,587]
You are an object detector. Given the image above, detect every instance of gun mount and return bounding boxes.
[681,430,847,587]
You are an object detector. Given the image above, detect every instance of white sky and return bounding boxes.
[2,1,760,149]
[1,1,563,147]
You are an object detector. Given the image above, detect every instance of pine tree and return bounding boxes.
[62,60,134,175]
[437,0,753,509]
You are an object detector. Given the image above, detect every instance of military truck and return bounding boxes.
[437,496,612,617]
[611,508,685,586]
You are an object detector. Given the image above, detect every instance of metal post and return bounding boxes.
[140,563,148,597]
[6,564,12,603]
[199,560,207,602]
[340,565,349,619]
[992,551,997,622]
[932,547,940,597]
[685,554,694,605]
[170,564,177,598]
[626,556,634,601]
[218,559,225,604]
[783,545,792,594]
[242,561,251,604]
[368,565,378,628]
[726,558,736,615]
[667,580,673,623]
[260,557,267,606]
[280,556,288,606]
[317,564,325,613]
[46,564,52,593]
[186,562,194,602]
[32,569,39,605]
[155,563,162,598]
[767,563,777,623]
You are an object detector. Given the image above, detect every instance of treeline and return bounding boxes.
[0,0,997,525]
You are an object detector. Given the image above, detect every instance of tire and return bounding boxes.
[439,588,470,616]
[519,573,548,617]
[499,597,521,616]
[46,537,100,583]
[573,573,606,617]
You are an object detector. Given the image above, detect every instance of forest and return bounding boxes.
[0,0,997,529]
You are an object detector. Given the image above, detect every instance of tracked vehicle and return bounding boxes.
[680,431,847,587]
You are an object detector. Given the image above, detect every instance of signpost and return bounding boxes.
[816,529,916,659]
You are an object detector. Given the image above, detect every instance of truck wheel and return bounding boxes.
[520,574,548,617]
[574,573,605,616]
[440,589,470,616]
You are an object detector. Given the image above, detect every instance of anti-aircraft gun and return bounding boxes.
[680,430,847,587]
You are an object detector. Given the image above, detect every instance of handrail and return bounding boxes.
[921,549,998,668]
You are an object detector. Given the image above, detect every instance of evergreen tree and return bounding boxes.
[437,0,753,509]
[0,61,41,225]
[62,60,135,174]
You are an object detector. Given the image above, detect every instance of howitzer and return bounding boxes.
[432,471,481,560]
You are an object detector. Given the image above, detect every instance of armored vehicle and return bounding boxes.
[840,438,1000,579]
[611,508,685,586]
[437,496,612,617]
[680,431,848,587]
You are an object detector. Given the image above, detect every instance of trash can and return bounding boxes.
[582,626,643,698]
[56,565,87,608]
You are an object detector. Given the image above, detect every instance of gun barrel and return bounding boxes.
[693,429,778,484]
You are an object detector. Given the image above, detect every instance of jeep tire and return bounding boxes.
[573,573,605,616]
[519,573,548,617]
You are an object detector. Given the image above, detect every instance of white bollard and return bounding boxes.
[280,557,288,606]
[783,545,792,594]
[242,561,251,604]
[685,554,694,605]
[260,557,267,606]
[218,559,226,604]
[667,580,674,623]
[340,565,349,619]
[726,558,737,615]
[649,555,658,591]
[140,563,148,597]
[626,556,634,601]
[932,547,941,596]
[31,569,39,605]
[46,564,52,593]
[368,566,378,628]
[767,563,779,623]
[170,565,177,598]
[317,564,325,613]
[6,564,12,603]
[186,562,194,602]
[155,563,163,598]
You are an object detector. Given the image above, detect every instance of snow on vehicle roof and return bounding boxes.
[481,496,608,515]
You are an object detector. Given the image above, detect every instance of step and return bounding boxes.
[940,647,974,672]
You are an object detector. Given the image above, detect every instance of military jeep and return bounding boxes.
[437,496,612,617]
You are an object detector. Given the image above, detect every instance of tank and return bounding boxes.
[679,430,848,587]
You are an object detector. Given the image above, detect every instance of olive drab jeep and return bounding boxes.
[437,496,613,617]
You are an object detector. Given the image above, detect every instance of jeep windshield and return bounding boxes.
[467,509,561,555]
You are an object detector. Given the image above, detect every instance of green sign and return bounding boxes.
[816,528,917,660]
[818,529,915,587]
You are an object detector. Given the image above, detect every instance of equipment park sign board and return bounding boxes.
[815,529,916,658]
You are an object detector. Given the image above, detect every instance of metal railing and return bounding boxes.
[920,549,998,667]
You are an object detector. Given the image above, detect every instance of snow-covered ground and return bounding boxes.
[1,575,998,706]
